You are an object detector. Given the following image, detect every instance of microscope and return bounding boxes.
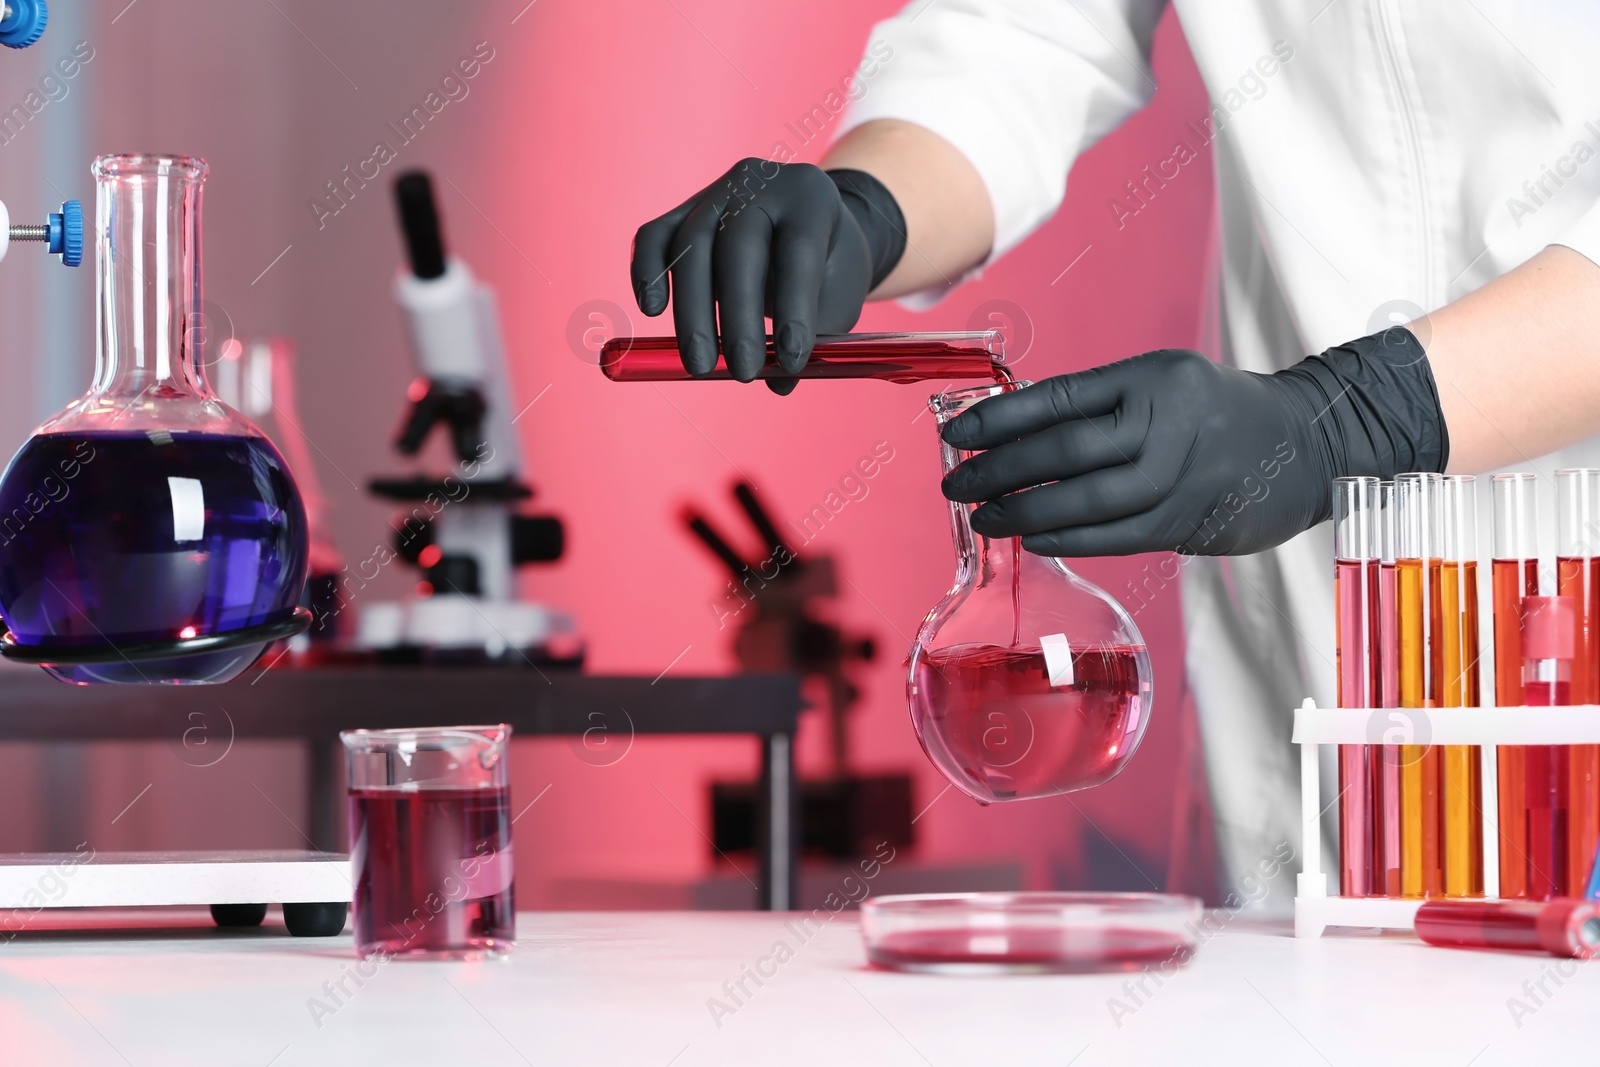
[361,171,576,665]
[687,483,914,861]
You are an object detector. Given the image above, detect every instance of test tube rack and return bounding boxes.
[1292,699,1600,938]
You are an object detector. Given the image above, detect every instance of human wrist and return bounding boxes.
[1269,327,1451,523]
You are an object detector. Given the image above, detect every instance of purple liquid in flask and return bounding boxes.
[0,154,309,684]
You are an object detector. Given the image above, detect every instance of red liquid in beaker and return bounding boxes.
[867,925,1188,973]
[599,334,1008,384]
[349,786,515,957]
[910,643,1147,802]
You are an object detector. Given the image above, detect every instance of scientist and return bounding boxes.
[628,1,1600,904]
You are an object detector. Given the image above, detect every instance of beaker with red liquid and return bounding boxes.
[907,383,1152,803]
[342,724,515,960]
[599,331,1007,384]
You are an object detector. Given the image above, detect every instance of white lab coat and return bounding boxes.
[841,0,1600,910]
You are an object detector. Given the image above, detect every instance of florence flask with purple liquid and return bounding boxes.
[0,154,310,684]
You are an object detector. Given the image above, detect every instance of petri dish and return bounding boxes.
[860,892,1203,975]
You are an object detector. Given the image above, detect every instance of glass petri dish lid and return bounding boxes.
[861,891,1203,975]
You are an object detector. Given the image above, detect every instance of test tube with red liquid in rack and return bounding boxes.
[1372,480,1402,896]
[1439,475,1483,897]
[1492,473,1542,900]
[597,331,1007,384]
[1334,477,1380,897]
[1557,467,1600,897]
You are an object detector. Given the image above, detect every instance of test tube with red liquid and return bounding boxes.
[1415,897,1600,958]
[598,330,1007,383]
[1439,475,1483,897]
[1492,473,1541,900]
[1557,468,1600,897]
[1374,480,1401,896]
[1396,472,1444,898]
[1334,477,1380,897]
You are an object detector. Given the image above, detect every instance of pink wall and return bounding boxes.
[464,1,1217,902]
[0,1,1216,901]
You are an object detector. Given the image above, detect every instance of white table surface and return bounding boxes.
[1,908,1596,1066]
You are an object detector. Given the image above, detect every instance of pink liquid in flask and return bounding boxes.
[909,643,1148,802]
[349,786,515,958]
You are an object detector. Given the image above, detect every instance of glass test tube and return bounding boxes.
[1414,898,1600,958]
[1397,472,1444,898]
[1492,473,1540,900]
[1375,481,1402,896]
[598,331,1007,383]
[1438,475,1483,897]
[1334,477,1381,897]
[1557,468,1600,897]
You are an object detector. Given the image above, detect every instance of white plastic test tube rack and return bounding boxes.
[1293,700,1600,937]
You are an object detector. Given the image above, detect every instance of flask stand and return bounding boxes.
[1292,698,1600,937]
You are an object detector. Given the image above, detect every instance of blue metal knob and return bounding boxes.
[0,0,47,49]
[47,199,82,267]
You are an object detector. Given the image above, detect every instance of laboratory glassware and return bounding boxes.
[1557,468,1600,897]
[860,892,1202,974]
[1438,475,1482,896]
[1414,898,1600,959]
[599,330,1008,383]
[342,724,515,960]
[1334,476,1380,897]
[906,382,1153,804]
[1396,472,1444,897]
[1492,473,1542,899]
[0,154,309,684]
[215,337,346,649]
[1375,480,1401,896]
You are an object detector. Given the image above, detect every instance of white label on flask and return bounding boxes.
[168,477,205,542]
[1041,632,1074,687]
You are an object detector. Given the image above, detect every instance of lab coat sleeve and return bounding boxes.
[1553,200,1600,271]
[838,0,1167,265]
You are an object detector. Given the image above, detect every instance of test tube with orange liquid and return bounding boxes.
[1438,475,1483,897]
[1396,473,1444,898]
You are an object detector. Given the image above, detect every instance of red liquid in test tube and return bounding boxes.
[1334,478,1380,897]
[598,331,1008,384]
[1374,482,1400,897]
[1415,898,1600,958]
[1557,468,1600,897]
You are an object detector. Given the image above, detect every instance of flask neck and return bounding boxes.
[929,381,1028,592]
[92,154,211,402]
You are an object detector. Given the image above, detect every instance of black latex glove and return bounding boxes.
[941,328,1449,556]
[630,159,906,393]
